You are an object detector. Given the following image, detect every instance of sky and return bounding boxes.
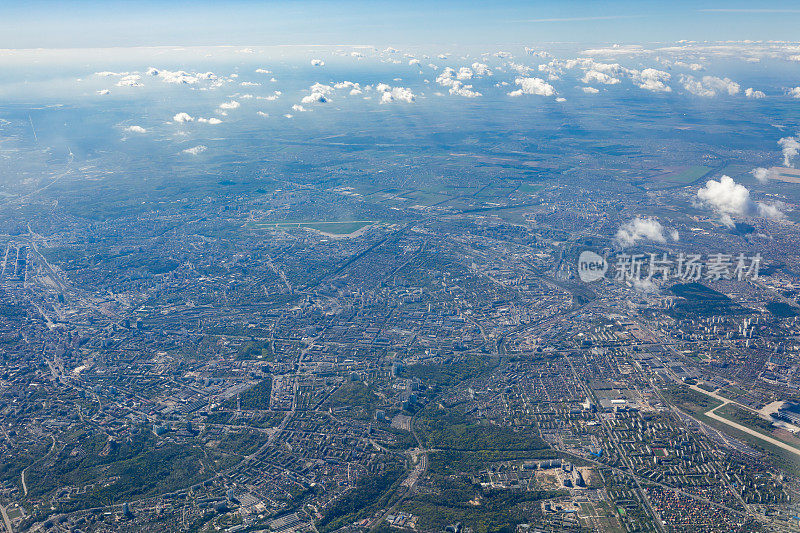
[4,1,800,49]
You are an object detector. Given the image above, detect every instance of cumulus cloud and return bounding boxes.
[789,87,800,98]
[524,48,550,58]
[146,67,217,85]
[779,136,800,166]
[292,104,307,112]
[745,87,765,99]
[581,70,620,85]
[435,67,483,97]
[681,75,740,97]
[255,68,272,74]
[582,86,600,94]
[124,125,147,133]
[173,112,194,123]
[696,175,751,226]
[116,74,142,87]
[757,202,786,221]
[632,68,671,92]
[615,217,673,247]
[301,82,335,104]
[257,111,269,117]
[508,77,556,97]
[751,167,777,183]
[696,175,784,226]
[183,145,207,155]
[377,84,416,103]
[311,59,325,67]
[471,62,492,76]
[197,117,222,124]
[258,91,282,101]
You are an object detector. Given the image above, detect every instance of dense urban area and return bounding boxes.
[2,39,800,533]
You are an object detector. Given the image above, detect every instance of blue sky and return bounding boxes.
[3,1,800,48]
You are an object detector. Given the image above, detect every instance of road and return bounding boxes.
[0,503,13,533]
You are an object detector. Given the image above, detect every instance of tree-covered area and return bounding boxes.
[417,407,549,452]
[222,378,272,410]
[400,355,494,391]
[236,339,274,361]
[318,463,406,532]
[323,381,381,410]
[401,476,562,533]
[24,428,217,513]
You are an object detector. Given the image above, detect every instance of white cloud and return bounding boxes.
[696,175,751,226]
[745,87,765,98]
[124,125,147,133]
[96,89,110,95]
[283,113,294,118]
[788,87,800,98]
[311,59,325,67]
[301,83,335,104]
[508,77,556,97]
[581,70,619,85]
[778,136,800,166]
[524,48,550,58]
[581,44,649,56]
[696,175,784,226]
[681,75,740,97]
[183,145,207,155]
[173,112,194,123]
[146,67,217,85]
[471,62,492,76]
[116,74,142,87]
[95,71,129,77]
[408,58,420,66]
[378,85,416,103]
[705,76,740,95]
[197,117,222,124]
[255,68,272,74]
[751,167,777,183]
[292,104,307,112]
[218,100,240,110]
[301,92,328,104]
[241,81,260,87]
[632,68,671,92]
[582,86,600,94]
[758,202,786,221]
[615,218,669,247]
[258,92,281,101]
[257,111,269,117]
[456,67,474,80]
[451,84,482,97]
[555,97,566,102]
